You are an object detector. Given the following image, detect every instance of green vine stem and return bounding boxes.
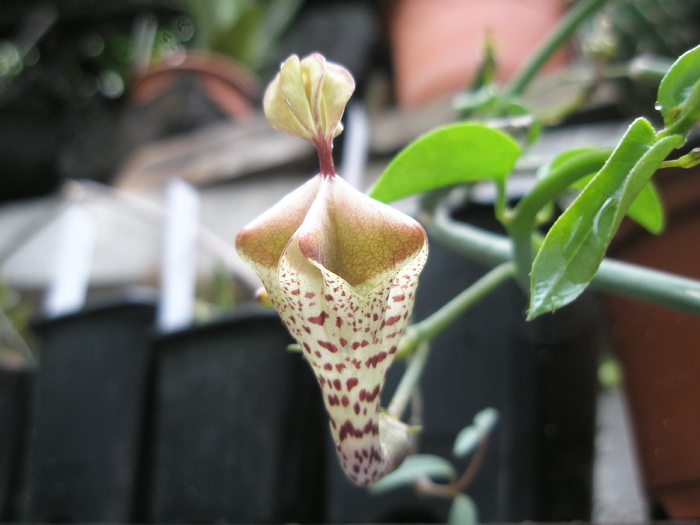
[388,262,515,419]
[396,261,516,359]
[425,208,700,316]
[660,147,700,169]
[504,0,610,98]
[415,436,491,499]
[411,262,514,344]
[387,340,430,420]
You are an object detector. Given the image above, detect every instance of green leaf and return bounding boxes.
[617,180,664,234]
[368,123,520,203]
[657,44,700,122]
[660,78,700,139]
[656,44,700,138]
[528,118,683,319]
[569,172,664,235]
[447,494,479,525]
[540,147,664,234]
[453,407,499,458]
[369,454,456,494]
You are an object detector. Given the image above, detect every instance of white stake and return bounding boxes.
[158,178,200,332]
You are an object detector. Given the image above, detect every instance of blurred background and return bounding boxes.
[1,0,700,523]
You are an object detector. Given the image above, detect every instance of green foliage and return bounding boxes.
[528,120,682,318]
[369,123,520,204]
[543,147,665,234]
[369,454,456,494]
[447,494,478,525]
[365,36,700,522]
[186,0,304,71]
[453,407,498,458]
[657,45,700,136]
[379,42,700,321]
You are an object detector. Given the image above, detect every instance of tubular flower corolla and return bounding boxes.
[236,53,428,486]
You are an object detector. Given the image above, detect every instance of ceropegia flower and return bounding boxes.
[236,53,428,486]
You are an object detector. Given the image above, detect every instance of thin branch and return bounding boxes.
[424,209,700,316]
[504,0,610,98]
[387,340,430,420]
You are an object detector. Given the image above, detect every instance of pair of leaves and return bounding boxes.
[538,147,664,235]
[369,119,672,323]
[527,43,700,318]
[528,119,683,318]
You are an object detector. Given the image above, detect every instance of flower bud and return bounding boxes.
[263,53,354,175]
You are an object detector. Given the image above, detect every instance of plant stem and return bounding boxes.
[504,0,609,98]
[388,262,515,419]
[411,262,515,343]
[415,437,491,499]
[593,258,700,314]
[660,147,700,169]
[426,210,700,316]
[419,208,512,268]
[387,340,430,420]
[494,179,509,224]
[507,149,611,229]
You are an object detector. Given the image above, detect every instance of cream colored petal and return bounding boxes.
[235,174,322,290]
[262,56,314,141]
[319,59,355,141]
[298,174,427,290]
[300,54,326,139]
[278,55,317,137]
[278,239,413,485]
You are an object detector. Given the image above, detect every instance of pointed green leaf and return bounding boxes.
[618,180,664,234]
[453,407,499,458]
[528,118,683,319]
[656,44,700,138]
[368,454,456,494]
[657,44,700,121]
[566,165,664,235]
[660,78,700,139]
[540,147,664,234]
[369,123,520,203]
[447,494,478,525]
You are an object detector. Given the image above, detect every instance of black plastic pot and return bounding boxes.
[0,368,34,521]
[23,292,157,523]
[145,305,326,524]
[323,203,601,523]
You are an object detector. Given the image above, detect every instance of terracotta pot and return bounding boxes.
[605,165,700,518]
[129,50,259,119]
[388,0,569,108]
